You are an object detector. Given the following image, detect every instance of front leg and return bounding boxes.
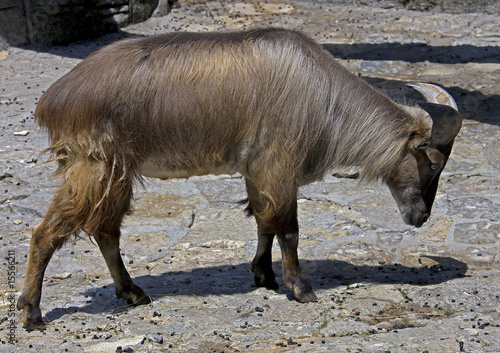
[245,179,279,290]
[244,177,317,302]
[276,229,318,303]
[252,226,279,290]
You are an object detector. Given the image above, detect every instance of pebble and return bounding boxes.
[51,272,72,279]
[147,333,163,344]
[13,130,29,136]
[348,283,365,289]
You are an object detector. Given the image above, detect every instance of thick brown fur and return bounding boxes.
[36,28,423,233]
[40,140,133,243]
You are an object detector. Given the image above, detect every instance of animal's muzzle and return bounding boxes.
[402,209,430,228]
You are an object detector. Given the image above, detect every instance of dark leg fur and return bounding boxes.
[93,185,151,306]
[95,234,151,305]
[276,229,318,303]
[245,179,278,289]
[245,178,317,302]
[252,226,279,290]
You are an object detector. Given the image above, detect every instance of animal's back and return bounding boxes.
[35,29,337,177]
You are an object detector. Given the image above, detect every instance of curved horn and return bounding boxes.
[418,102,462,147]
[406,82,459,111]
[407,83,462,147]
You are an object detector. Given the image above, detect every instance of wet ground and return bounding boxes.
[1,1,499,352]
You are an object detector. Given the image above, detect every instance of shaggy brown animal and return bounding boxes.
[18,28,462,329]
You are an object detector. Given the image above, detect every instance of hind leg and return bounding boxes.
[17,181,149,329]
[17,224,69,329]
[17,189,78,329]
[94,232,150,306]
[92,183,150,306]
[18,156,149,329]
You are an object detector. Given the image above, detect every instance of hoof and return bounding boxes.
[17,296,45,330]
[286,275,318,303]
[252,261,279,290]
[23,317,46,331]
[293,288,318,303]
[118,285,152,306]
[127,294,152,306]
[254,274,279,290]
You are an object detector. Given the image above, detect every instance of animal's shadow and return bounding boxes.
[43,256,467,323]
[322,42,500,126]
[21,30,143,61]
[363,76,500,126]
[323,42,500,65]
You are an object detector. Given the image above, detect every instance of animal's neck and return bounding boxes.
[327,83,412,181]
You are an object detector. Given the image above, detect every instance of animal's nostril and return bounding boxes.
[422,213,430,224]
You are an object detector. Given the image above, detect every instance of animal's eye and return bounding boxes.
[417,141,430,150]
[430,163,440,171]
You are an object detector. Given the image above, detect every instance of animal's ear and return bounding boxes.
[406,82,462,147]
[418,102,462,147]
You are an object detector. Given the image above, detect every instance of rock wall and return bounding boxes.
[29,0,159,46]
[0,0,169,47]
[0,0,27,47]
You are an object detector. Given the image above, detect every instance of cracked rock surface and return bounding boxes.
[1,1,499,352]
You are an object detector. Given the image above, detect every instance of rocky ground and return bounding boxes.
[1,1,499,352]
